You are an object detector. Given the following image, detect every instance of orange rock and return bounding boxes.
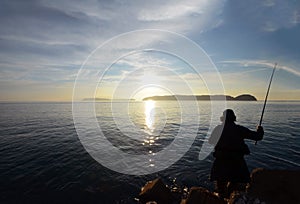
[138,178,173,204]
[182,186,226,204]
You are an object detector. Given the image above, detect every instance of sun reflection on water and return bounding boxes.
[143,100,157,167]
[144,100,155,133]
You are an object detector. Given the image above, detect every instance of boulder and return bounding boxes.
[228,191,266,204]
[247,168,300,204]
[181,186,226,204]
[138,178,173,204]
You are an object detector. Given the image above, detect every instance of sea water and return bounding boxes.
[0,101,299,203]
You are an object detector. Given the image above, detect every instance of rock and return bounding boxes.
[228,191,266,204]
[138,178,173,204]
[138,169,300,204]
[247,168,300,204]
[181,187,226,204]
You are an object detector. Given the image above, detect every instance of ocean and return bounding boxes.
[0,101,299,203]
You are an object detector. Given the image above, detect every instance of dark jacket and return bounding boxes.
[209,122,263,182]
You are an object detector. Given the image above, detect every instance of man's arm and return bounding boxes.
[243,125,264,141]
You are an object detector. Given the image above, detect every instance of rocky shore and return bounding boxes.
[137,168,300,204]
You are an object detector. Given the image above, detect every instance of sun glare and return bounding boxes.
[145,100,155,132]
[133,86,169,101]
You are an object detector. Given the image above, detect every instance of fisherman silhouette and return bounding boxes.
[208,109,264,198]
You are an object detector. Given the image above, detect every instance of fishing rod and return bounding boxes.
[256,63,277,145]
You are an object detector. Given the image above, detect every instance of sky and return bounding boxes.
[0,0,300,101]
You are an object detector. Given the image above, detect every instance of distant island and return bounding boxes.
[83,98,135,101]
[143,94,257,101]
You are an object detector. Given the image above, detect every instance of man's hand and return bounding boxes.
[255,126,264,145]
[256,125,264,133]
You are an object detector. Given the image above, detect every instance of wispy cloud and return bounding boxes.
[0,0,225,77]
[258,0,299,32]
[0,0,299,100]
[222,60,300,77]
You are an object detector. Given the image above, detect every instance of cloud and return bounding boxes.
[137,0,223,22]
[222,60,300,77]
[0,0,225,78]
[1,0,299,101]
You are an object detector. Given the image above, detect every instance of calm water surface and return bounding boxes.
[0,101,299,203]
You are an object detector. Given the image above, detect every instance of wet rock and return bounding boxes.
[247,168,300,204]
[138,169,300,204]
[228,191,265,204]
[181,186,226,204]
[138,178,173,204]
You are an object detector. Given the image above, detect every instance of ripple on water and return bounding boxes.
[0,101,299,203]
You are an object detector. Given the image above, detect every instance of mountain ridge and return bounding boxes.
[143,94,257,101]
